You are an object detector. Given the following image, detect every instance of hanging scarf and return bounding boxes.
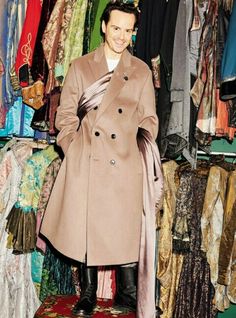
[77,71,163,318]
[137,128,163,318]
[77,70,113,125]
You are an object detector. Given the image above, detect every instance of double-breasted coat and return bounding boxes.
[40,44,159,266]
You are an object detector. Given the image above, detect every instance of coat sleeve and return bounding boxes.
[137,69,159,140]
[55,61,81,154]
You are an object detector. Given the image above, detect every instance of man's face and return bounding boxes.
[102,10,135,59]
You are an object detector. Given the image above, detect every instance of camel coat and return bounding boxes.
[40,44,158,266]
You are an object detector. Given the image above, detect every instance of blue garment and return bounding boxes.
[220,1,236,100]
[2,0,26,109]
[0,97,35,137]
[31,250,44,285]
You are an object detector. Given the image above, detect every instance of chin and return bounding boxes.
[114,47,126,54]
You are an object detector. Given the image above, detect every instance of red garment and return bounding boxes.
[15,0,42,87]
[215,89,236,139]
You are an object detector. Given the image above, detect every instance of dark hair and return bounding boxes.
[100,1,139,32]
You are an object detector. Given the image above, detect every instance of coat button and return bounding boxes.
[110,159,116,165]
[118,108,123,113]
[94,106,98,110]
[111,133,116,139]
[95,131,100,136]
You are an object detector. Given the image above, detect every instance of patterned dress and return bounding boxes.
[6,145,59,293]
[172,163,217,318]
[0,141,40,318]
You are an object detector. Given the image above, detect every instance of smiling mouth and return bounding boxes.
[115,42,125,47]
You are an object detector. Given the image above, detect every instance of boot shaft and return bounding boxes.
[114,265,138,311]
[78,263,98,294]
[72,263,98,317]
[115,265,137,291]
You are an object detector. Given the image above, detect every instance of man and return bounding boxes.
[41,1,163,317]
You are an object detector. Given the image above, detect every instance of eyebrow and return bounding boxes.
[110,24,133,31]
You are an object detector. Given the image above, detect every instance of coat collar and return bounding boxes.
[89,44,135,122]
[88,44,133,80]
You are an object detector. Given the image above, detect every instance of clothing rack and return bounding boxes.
[0,136,55,146]
[197,150,236,157]
[0,136,51,149]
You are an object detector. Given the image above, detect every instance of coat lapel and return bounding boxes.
[88,44,108,82]
[89,47,135,123]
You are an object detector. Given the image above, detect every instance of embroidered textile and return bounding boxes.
[15,0,43,87]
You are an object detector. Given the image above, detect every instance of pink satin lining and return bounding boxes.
[137,128,163,318]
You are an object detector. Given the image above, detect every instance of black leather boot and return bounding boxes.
[72,263,98,317]
[113,265,137,312]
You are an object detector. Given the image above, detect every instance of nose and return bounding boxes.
[119,30,125,40]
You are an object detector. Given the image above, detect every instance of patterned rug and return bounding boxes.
[34,295,136,317]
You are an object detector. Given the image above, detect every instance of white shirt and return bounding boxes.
[106,58,119,72]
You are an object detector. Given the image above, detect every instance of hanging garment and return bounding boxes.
[54,0,78,83]
[29,0,57,116]
[216,3,230,88]
[136,127,163,318]
[0,141,41,318]
[228,98,236,128]
[30,100,50,133]
[166,0,202,165]
[157,160,184,318]
[201,165,230,312]
[135,0,167,69]
[55,0,88,83]
[21,80,45,110]
[6,145,59,294]
[190,0,218,145]
[82,0,95,55]
[215,89,236,140]
[31,0,57,84]
[36,156,62,253]
[0,57,6,127]
[226,229,236,304]
[89,0,108,53]
[42,0,65,95]
[0,0,6,61]
[6,145,59,253]
[39,244,76,302]
[1,0,26,117]
[0,97,35,138]
[15,0,43,87]
[218,170,236,287]
[156,0,180,157]
[172,164,217,318]
[30,86,61,134]
[220,0,236,100]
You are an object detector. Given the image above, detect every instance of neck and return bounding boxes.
[104,45,122,60]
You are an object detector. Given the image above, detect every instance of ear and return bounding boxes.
[101,20,106,34]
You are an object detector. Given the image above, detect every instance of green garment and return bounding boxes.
[55,0,88,82]
[89,0,109,52]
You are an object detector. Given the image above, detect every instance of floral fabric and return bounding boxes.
[0,141,41,318]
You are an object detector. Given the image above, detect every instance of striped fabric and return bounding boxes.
[77,71,113,126]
